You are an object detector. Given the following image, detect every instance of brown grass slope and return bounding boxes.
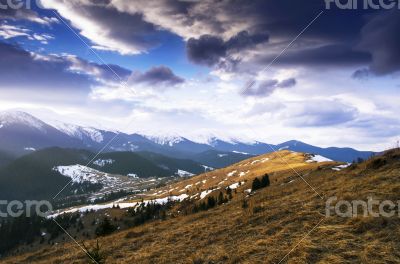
[2,149,400,264]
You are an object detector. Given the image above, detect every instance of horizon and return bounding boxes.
[0,108,385,152]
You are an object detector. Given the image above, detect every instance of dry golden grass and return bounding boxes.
[2,150,400,264]
[143,151,340,201]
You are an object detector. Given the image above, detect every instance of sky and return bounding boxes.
[0,0,399,151]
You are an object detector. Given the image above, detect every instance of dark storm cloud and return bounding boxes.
[258,44,372,67]
[39,0,165,54]
[130,66,185,86]
[187,31,269,66]
[40,0,400,74]
[357,10,400,75]
[241,78,296,97]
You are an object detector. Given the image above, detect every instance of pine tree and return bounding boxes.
[251,177,262,191]
[95,217,116,237]
[261,174,270,188]
[207,196,216,208]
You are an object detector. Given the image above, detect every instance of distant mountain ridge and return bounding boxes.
[0,110,374,162]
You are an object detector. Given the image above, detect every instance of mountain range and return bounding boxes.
[0,110,374,163]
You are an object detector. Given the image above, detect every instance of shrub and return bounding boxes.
[83,240,106,264]
[95,217,116,237]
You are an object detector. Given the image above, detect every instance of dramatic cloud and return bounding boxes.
[241,78,296,97]
[257,44,371,67]
[66,55,131,83]
[40,0,164,54]
[357,10,400,75]
[187,31,269,66]
[129,66,184,87]
[38,0,400,75]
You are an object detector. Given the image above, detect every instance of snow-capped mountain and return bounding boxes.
[0,111,46,131]
[52,121,105,144]
[0,111,83,155]
[0,111,374,162]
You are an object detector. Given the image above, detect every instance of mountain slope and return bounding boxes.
[0,111,83,156]
[0,148,93,200]
[136,151,209,175]
[6,150,399,263]
[0,148,210,201]
[0,150,15,167]
[92,152,167,177]
[276,140,374,162]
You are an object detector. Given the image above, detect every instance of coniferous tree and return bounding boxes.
[207,196,216,208]
[251,177,262,191]
[261,174,270,188]
[95,217,116,237]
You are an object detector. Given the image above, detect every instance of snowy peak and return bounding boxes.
[145,134,186,147]
[0,110,47,131]
[52,121,105,143]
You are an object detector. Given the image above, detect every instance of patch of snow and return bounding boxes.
[251,160,260,165]
[127,173,138,178]
[232,150,250,155]
[218,154,228,158]
[24,147,36,151]
[279,146,289,151]
[306,154,333,163]
[332,163,351,171]
[176,170,195,177]
[93,159,114,167]
[261,158,270,163]
[48,194,190,218]
[200,190,214,199]
[239,170,250,177]
[228,182,244,190]
[201,165,214,171]
[54,164,117,184]
[227,170,237,177]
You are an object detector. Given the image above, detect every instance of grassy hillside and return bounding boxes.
[2,149,400,263]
